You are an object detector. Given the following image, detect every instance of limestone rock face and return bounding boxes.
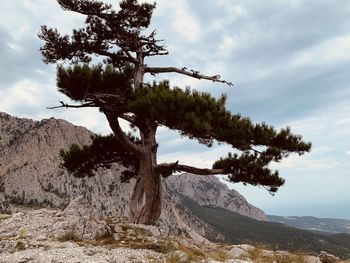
[165,173,267,221]
[0,112,132,218]
[0,112,267,237]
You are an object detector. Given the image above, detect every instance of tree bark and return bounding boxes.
[129,155,162,224]
[134,52,144,89]
[129,125,162,225]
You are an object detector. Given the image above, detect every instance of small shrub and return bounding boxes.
[156,241,178,254]
[96,228,116,245]
[18,228,28,239]
[57,230,81,242]
[102,235,116,245]
[15,241,26,250]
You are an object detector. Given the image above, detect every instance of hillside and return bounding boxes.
[183,198,350,259]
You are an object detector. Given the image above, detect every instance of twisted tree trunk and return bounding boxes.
[129,126,162,225]
[130,155,162,224]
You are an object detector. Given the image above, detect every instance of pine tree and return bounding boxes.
[39,0,311,225]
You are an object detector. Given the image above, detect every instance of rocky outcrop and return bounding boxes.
[319,251,342,263]
[165,173,266,221]
[0,112,267,237]
[0,206,165,263]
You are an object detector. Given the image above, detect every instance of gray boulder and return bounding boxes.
[319,251,341,263]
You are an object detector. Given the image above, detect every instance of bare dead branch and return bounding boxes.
[145,66,233,86]
[47,101,96,109]
[156,162,225,177]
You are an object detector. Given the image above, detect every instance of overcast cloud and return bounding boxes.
[1,0,349,218]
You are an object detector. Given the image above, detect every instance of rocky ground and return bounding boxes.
[1,200,348,263]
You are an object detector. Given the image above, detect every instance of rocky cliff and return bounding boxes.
[0,112,266,236]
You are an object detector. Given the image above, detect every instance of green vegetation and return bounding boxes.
[329,234,350,249]
[183,198,350,259]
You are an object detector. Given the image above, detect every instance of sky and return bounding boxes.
[0,0,349,219]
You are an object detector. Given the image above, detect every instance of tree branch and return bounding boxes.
[119,113,136,124]
[156,162,225,177]
[145,66,233,86]
[94,49,138,64]
[47,101,96,109]
[85,93,126,103]
[105,113,143,156]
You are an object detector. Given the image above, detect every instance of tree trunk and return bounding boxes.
[129,156,162,225]
[129,126,162,225]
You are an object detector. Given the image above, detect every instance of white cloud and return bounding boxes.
[291,34,350,67]
[0,80,46,113]
[158,143,232,169]
[217,35,237,58]
[155,0,201,43]
[272,154,340,172]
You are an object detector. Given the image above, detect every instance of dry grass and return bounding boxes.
[178,243,206,262]
[244,246,265,261]
[57,230,82,242]
[207,248,229,262]
[0,214,11,221]
[242,246,307,263]
[18,228,28,239]
[272,252,307,263]
[167,253,185,263]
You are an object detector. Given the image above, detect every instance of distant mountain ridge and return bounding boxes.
[268,215,350,234]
